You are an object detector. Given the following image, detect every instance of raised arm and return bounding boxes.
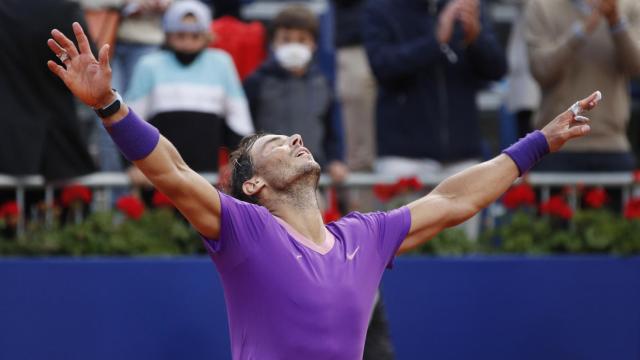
[47,22,221,239]
[399,91,601,253]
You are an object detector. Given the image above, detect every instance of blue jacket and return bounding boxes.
[363,0,507,161]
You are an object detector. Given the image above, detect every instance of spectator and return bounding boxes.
[126,0,254,174]
[525,0,640,172]
[333,0,376,172]
[362,0,507,177]
[504,0,540,139]
[244,5,348,182]
[0,0,95,180]
[363,0,506,239]
[208,0,267,80]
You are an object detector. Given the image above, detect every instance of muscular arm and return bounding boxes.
[399,91,601,253]
[47,23,222,239]
[400,155,517,252]
[106,105,222,238]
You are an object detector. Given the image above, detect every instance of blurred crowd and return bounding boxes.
[2,0,640,182]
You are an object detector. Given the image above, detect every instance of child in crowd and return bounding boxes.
[243,5,348,182]
[126,0,253,174]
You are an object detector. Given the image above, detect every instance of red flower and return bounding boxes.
[373,184,396,202]
[503,183,536,209]
[540,195,573,220]
[323,209,341,224]
[396,177,422,193]
[373,177,422,202]
[584,187,608,209]
[152,190,174,208]
[624,197,640,220]
[116,195,145,220]
[0,201,19,217]
[61,184,92,207]
[323,187,341,223]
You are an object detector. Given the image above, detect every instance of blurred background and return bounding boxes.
[0,0,639,359]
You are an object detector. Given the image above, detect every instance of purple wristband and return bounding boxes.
[105,109,160,162]
[502,130,550,176]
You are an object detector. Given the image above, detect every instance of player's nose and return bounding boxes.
[289,134,304,148]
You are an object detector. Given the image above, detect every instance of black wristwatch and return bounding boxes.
[94,90,123,118]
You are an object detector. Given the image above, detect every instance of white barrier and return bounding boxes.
[0,171,636,236]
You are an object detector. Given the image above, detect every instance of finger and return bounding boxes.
[574,116,591,123]
[580,90,603,111]
[51,28,79,58]
[98,44,111,70]
[569,90,602,115]
[458,11,475,24]
[565,124,591,139]
[47,38,65,58]
[47,60,67,81]
[72,22,92,56]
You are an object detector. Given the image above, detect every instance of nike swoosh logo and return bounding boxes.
[347,246,360,261]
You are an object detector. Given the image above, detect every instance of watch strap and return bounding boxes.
[95,90,122,118]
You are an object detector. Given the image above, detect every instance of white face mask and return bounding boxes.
[274,43,312,71]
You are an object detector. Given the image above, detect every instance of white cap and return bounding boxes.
[163,1,212,33]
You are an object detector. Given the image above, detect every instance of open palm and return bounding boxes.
[47,22,114,109]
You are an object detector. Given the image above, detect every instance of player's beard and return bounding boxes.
[260,159,321,208]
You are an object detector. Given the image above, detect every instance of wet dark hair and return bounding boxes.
[270,5,319,41]
[229,133,270,204]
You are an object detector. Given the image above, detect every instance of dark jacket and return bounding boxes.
[333,0,366,48]
[363,0,507,161]
[244,58,344,167]
[0,0,96,180]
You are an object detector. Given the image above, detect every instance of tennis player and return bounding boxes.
[47,22,600,360]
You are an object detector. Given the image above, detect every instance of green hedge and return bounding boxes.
[2,208,640,256]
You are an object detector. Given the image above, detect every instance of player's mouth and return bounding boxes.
[294,148,311,158]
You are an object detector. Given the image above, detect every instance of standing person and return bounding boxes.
[333,0,377,173]
[244,5,348,182]
[362,0,507,239]
[126,0,253,173]
[525,0,640,172]
[503,0,540,139]
[362,0,507,176]
[47,21,599,359]
[0,0,95,180]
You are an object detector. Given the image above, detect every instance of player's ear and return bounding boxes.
[242,177,265,197]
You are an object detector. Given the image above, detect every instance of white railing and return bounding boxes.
[0,171,636,236]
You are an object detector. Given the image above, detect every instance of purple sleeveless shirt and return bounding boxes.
[202,191,411,359]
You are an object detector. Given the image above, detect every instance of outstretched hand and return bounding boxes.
[47,22,115,109]
[541,91,601,153]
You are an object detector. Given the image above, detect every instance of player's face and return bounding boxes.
[250,134,321,190]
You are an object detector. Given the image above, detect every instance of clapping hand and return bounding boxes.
[457,0,481,44]
[597,0,620,25]
[437,0,481,45]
